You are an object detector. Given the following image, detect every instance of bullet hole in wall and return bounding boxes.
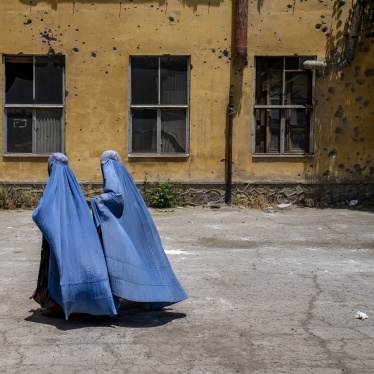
[328,149,337,158]
[40,30,57,42]
[335,127,344,139]
[334,105,344,118]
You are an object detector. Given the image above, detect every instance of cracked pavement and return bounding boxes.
[0,206,373,373]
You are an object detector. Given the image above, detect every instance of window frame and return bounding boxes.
[128,55,190,157]
[2,55,65,157]
[253,56,315,157]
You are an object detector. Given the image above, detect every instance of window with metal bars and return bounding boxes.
[129,56,190,156]
[3,55,65,155]
[254,56,315,155]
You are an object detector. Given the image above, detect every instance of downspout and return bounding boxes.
[233,0,249,70]
[226,85,234,205]
[303,2,366,71]
[226,0,249,205]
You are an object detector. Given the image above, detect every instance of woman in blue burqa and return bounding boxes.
[31,153,118,319]
[90,150,188,309]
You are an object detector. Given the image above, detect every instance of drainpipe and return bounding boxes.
[226,85,234,206]
[303,2,366,71]
[226,0,248,203]
[233,0,249,70]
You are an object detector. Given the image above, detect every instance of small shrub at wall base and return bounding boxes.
[0,186,42,210]
[150,181,177,209]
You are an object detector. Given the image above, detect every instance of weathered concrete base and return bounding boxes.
[1,206,374,373]
[1,181,373,208]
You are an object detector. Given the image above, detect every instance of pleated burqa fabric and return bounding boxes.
[90,151,188,307]
[32,153,118,319]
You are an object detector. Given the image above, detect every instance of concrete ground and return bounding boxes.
[0,205,373,374]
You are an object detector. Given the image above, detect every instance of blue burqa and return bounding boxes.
[32,153,118,319]
[90,151,188,307]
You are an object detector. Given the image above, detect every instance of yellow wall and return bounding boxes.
[0,0,373,185]
[233,0,374,183]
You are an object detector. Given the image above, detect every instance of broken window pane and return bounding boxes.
[6,109,33,153]
[290,108,307,126]
[131,109,157,153]
[35,108,63,153]
[287,73,309,105]
[285,57,299,70]
[254,109,267,153]
[255,70,270,105]
[269,109,281,152]
[267,57,283,70]
[270,125,280,152]
[131,57,158,105]
[35,57,64,104]
[270,109,281,124]
[254,56,314,154]
[161,109,186,153]
[290,128,306,150]
[269,71,283,105]
[160,57,188,105]
[5,62,33,104]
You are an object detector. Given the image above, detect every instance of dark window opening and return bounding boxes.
[129,56,189,155]
[4,56,65,155]
[254,56,314,155]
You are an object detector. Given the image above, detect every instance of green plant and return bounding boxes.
[0,186,42,210]
[150,180,176,208]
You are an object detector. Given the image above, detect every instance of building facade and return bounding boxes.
[1,0,373,205]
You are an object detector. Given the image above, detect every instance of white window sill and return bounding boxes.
[3,153,51,158]
[128,153,190,158]
[252,153,314,158]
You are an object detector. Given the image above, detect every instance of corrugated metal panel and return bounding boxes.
[35,108,62,153]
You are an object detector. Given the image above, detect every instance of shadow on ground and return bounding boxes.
[25,301,186,331]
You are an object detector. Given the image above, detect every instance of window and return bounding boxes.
[254,56,315,155]
[3,55,65,155]
[129,56,190,155]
